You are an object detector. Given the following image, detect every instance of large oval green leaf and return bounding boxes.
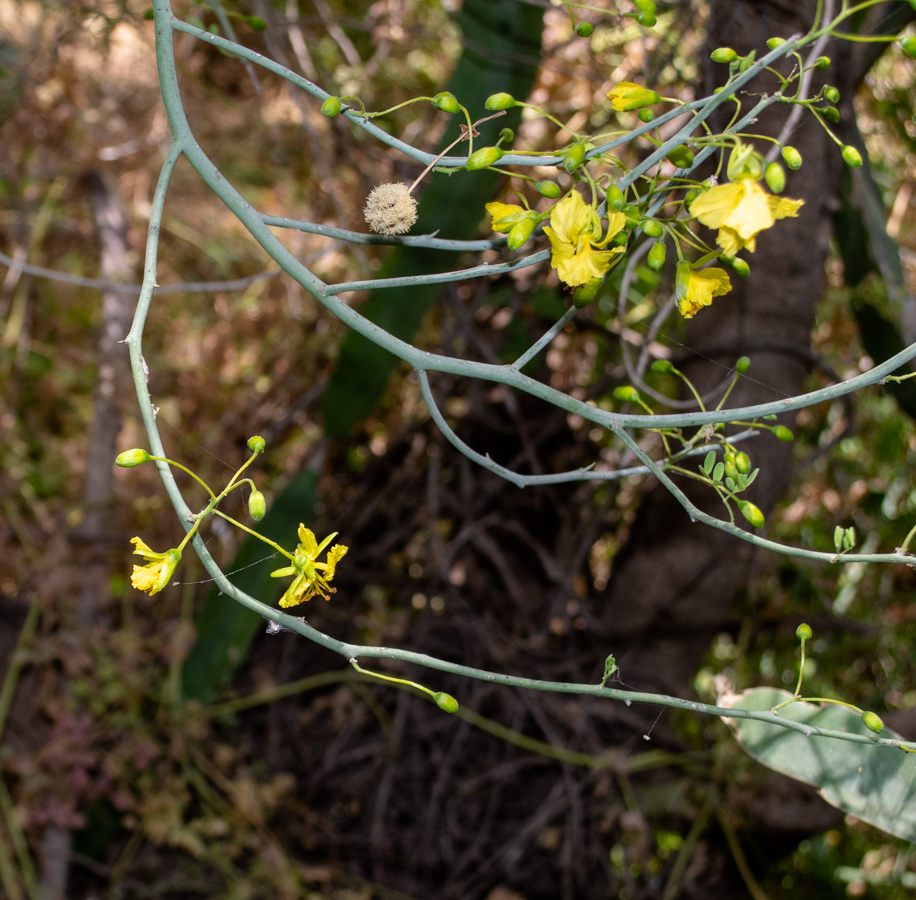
[724,687,916,841]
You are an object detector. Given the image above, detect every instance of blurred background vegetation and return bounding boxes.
[1,0,916,898]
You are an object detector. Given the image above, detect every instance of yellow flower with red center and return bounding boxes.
[130,538,182,595]
[270,525,348,607]
[544,192,626,288]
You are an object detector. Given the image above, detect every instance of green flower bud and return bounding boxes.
[823,86,840,104]
[773,425,794,442]
[606,184,626,211]
[534,180,561,199]
[724,457,739,482]
[116,449,151,467]
[144,8,154,19]
[647,240,667,272]
[621,203,641,228]
[248,490,266,521]
[666,144,694,169]
[651,359,674,374]
[796,623,812,641]
[735,356,751,374]
[735,451,751,474]
[684,189,698,205]
[767,37,786,50]
[634,0,656,10]
[563,143,587,173]
[466,146,504,170]
[902,36,916,59]
[638,108,656,123]
[636,10,657,26]
[433,91,460,114]
[722,255,750,277]
[507,217,537,250]
[862,712,884,734]
[841,145,863,168]
[641,218,664,238]
[434,692,459,713]
[613,385,640,402]
[246,15,266,30]
[781,146,802,169]
[575,22,594,38]
[321,96,342,117]
[485,92,516,111]
[710,47,738,63]
[814,55,831,69]
[820,106,840,123]
[248,435,266,453]
[498,128,514,144]
[764,162,785,194]
[574,277,604,309]
[738,500,765,528]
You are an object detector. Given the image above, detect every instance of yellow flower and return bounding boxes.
[607,81,660,112]
[130,537,181,595]
[270,525,348,607]
[675,261,732,319]
[485,201,530,234]
[689,178,803,256]
[544,192,626,288]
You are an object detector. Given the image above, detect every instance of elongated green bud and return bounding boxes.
[563,143,587,173]
[767,37,786,50]
[721,255,750,277]
[666,144,694,169]
[820,106,840,123]
[485,92,516,111]
[613,385,640,402]
[507,218,537,250]
[711,47,738,63]
[773,425,794,441]
[862,712,884,734]
[575,22,593,37]
[433,92,460,114]
[321,96,342,117]
[574,277,604,309]
[116,449,151,467]
[534,180,561,198]
[823,86,840,104]
[638,108,656,123]
[735,451,751,474]
[641,218,663,238]
[606,185,625,210]
[246,15,266,30]
[814,56,831,69]
[248,490,266,521]
[796,623,812,641]
[434,692,459,713]
[466,147,504,170]
[841,145,863,168]
[647,240,666,271]
[248,435,266,453]
[764,162,785,194]
[651,359,674,374]
[738,500,765,528]
[902,36,916,59]
[735,356,751,374]
[781,146,802,170]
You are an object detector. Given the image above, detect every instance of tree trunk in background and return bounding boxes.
[603,0,850,693]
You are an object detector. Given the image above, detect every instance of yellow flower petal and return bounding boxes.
[130,539,181,595]
[545,193,626,288]
[325,544,348,580]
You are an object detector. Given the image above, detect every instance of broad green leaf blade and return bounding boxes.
[723,687,916,841]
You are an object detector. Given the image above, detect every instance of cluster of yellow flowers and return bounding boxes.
[485,80,804,320]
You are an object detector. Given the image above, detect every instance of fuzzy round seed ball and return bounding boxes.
[363,183,418,235]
